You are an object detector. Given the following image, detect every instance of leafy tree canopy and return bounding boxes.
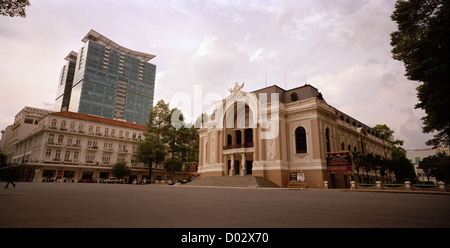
[1,0,30,17]
[111,161,131,179]
[390,0,450,147]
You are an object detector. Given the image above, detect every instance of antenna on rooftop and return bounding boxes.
[265,67,267,87]
[304,72,307,85]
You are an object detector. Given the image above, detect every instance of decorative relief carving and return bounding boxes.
[268,151,275,161]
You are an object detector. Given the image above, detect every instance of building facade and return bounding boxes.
[9,111,152,183]
[198,83,391,188]
[1,107,53,164]
[55,29,156,125]
[54,51,77,112]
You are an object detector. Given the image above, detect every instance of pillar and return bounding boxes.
[240,153,246,176]
[229,154,235,176]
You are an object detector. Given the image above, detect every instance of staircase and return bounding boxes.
[186,176,280,188]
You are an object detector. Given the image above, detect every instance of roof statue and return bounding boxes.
[228,82,245,94]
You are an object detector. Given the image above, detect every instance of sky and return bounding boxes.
[0,0,434,149]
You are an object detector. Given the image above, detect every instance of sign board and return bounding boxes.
[187,162,199,181]
[326,152,352,173]
[288,170,307,188]
[187,162,198,173]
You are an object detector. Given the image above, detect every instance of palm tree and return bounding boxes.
[352,151,363,183]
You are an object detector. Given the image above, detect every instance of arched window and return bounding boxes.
[51,119,57,127]
[325,128,331,153]
[341,142,345,151]
[295,127,307,153]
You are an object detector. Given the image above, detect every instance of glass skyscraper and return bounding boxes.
[55,29,156,126]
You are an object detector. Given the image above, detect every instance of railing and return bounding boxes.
[223,142,254,150]
[323,180,448,192]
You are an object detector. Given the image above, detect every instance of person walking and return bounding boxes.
[4,169,16,188]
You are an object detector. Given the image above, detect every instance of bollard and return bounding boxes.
[404,181,411,190]
[438,181,446,191]
[323,181,328,189]
[350,181,356,190]
[376,181,382,189]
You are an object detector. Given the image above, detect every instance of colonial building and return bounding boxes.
[198,83,391,188]
[9,110,151,183]
[1,106,53,164]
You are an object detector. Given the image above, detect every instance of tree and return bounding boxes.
[418,155,439,182]
[137,100,171,182]
[373,123,415,182]
[164,108,187,174]
[391,146,417,183]
[352,151,363,182]
[390,0,450,147]
[432,153,450,184]
[1,0,30,17]
[373,124,404,147]
[420,152,450,184]
[111,161,131,180]
[136,136,166,182]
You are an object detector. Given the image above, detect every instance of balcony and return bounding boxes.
[223,142,254,150]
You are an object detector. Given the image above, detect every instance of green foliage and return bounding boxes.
[373,124,404,147]
[419,152,450,184]
[111,161,131,179]
[390,0,450,147]
[137,99,200,182]
[0,0,30,17]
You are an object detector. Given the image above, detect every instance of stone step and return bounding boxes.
[186,176,279,188]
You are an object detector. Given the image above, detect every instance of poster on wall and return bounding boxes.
[288,170,307,188]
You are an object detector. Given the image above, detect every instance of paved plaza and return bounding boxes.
[1,182,449,228]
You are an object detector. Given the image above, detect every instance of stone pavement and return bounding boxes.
[1,182,449,228]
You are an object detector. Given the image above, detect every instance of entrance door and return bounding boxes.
[235,161,240,175]
[330,174,336,188]
[246,161,253,175]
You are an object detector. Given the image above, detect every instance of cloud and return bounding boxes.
[0,0,432,149]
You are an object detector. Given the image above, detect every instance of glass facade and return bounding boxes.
[54,60,76,111]
[67,40,156,125]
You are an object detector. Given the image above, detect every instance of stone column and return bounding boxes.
[223,154,228,176]
[229,154,235,176]
[240,153,246,176]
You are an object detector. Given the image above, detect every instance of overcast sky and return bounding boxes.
[0,0,433,149]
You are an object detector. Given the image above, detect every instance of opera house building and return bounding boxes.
[197,83,391,188]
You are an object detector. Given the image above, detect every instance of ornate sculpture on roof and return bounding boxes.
[228,82,245,95]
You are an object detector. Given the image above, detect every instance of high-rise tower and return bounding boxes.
[55,29,156,125]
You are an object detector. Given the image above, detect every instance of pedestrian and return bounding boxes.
[4,169,16,188]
